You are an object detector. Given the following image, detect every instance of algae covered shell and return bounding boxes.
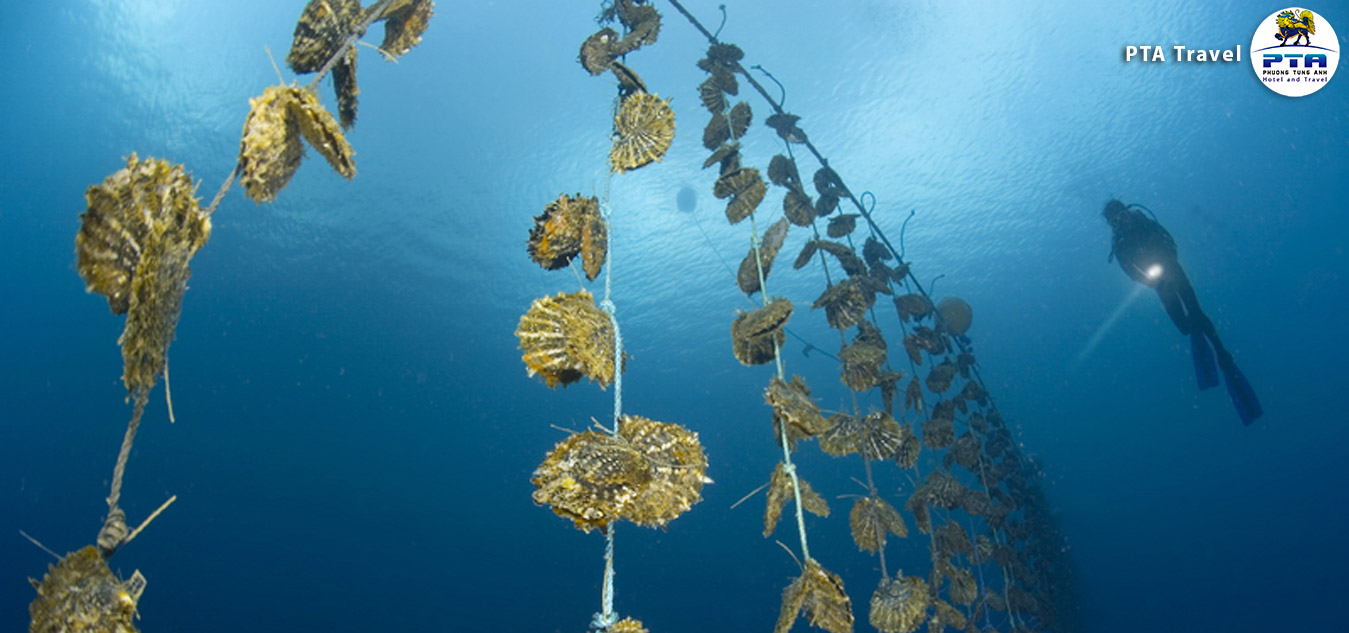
[714,167,766,224]
[849,495,907,553]
[730,296,792,366]
[77,154,212,399]
[29,546,145,633]
[527,193,606,280]
[736,218,789,295]
[869,575,929,633]
[531,415,707,532]
[238,85,356,203]
[580,28,621,74]
[515,290,617,388]
[286,0,363,74]
[763,461,829,537]
[775,558,854,633]
[766,375,829,449]
[610,92,676,173]
[376,0,435,59]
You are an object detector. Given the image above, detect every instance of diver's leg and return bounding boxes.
[1166,266,1220,389]
[1172,267,1263,423]
[1156,280,1192,335]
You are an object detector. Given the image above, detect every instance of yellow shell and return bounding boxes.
[78,154,211,398]
[610,92,675,173]
[515,290,616,388]
[531,416,706,532]
[286,0,363,74]
[762,461,828,537]
[531,430,648,532]
[527,193,606,281]
[868,575,929,633]
[238,86,305,203]
[239,86,355,204]
[775,559,853,633]
[29,546,143,633]
[849,496,907,553]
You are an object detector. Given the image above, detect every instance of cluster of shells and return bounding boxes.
[516,12,709,633]
[688,34,1075,632]
[577,0,675,174]
[241,0,434,202]
[51,6,438,628]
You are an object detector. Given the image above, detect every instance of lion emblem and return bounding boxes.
[1275,9,1316,46]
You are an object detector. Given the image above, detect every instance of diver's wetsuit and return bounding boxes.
[1103,199,1263,425]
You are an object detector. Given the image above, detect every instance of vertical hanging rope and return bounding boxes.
[596,163,622,629]
[749,214,812,562]
[98,393,147,556]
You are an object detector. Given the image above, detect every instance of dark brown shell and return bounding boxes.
[702,142,740,170]
[814,240,867,276]
[925,358,957,394]
[286,0,363,74]
[703,112,730,150]
[527,193,605,280]
[730,296,792,365]
[698,77,726,113]
[737,218,789,295]
[718,169,766,224]
[728,101,752,138]
[863,236,892,265]
[580,28,621,74]
[377,0,435,59]
[766,112,806,143]
[838,342,886,392]
[784,189,815,226]
[331,44,359,130]
[812,277,876,330]
[826,213,858,238]
[793,238,820,270]
[768,154,801,188]
[609,62,647,96]
[766,375,829,449]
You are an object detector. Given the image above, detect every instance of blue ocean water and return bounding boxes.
[2,1,1346,632]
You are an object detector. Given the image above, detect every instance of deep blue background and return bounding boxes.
[2,1,1346,632]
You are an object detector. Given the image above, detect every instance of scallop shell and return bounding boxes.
[78,154,211,399]
[610,92,675,173]
[515,290,616,388]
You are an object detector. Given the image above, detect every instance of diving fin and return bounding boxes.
[1190,333,1219,390]
[1219,355,1263,425]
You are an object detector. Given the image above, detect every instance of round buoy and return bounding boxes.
[937,297,972,335]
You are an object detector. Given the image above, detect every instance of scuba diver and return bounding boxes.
[1102,199,1263,425]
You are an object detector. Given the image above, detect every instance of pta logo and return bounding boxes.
[1250,8,1339,96]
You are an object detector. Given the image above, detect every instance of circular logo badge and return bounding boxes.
[1251,8,1339,96]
